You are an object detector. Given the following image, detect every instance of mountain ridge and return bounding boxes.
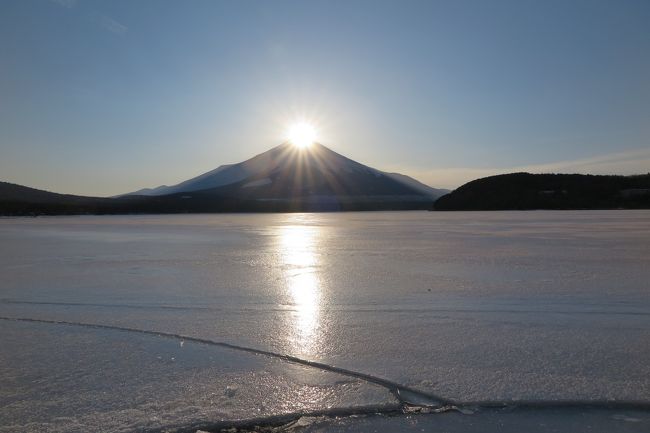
[0,142,447,215]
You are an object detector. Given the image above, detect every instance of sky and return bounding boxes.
[0,0,649,196]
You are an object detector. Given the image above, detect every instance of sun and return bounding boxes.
[287,122,317,149]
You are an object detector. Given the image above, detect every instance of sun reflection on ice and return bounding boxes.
[278,223,322,355]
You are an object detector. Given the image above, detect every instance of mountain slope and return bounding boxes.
[381,172,449,198]
[122,145,299,196]
[434,172,650,210]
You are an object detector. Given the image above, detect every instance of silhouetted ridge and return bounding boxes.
[434,173,650,210]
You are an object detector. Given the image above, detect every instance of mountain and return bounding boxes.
[433,172,650,210]
[1,143,446,215]
[123,142,448,200]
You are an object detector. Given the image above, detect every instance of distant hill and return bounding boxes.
[0,182,119,215]
[1,142,447,215]
[0,182,74,203]
[434,173,650,210]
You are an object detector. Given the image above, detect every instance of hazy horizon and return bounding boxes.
[1,0,649,196]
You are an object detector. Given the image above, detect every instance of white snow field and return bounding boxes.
[1,211,649,432]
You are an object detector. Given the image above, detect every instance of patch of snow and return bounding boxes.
[242,178,272,188]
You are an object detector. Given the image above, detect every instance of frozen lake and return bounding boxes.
[1,211,649,432]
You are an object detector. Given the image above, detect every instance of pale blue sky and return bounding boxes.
[1,0,649,195]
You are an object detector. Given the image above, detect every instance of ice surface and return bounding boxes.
[287,407,650,433]
[0,320,395,433]
[1,211,649,431]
